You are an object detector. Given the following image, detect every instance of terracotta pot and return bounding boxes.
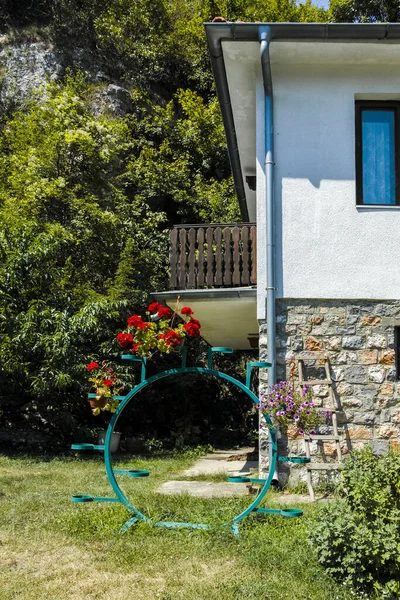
[89,396,108,409]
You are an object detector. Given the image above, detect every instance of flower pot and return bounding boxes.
[98,431,121,452]
[89,396,108,409]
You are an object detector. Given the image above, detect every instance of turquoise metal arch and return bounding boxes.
[71,349,304,535]
[104,366,277,532]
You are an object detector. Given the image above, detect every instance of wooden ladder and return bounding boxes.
[296,352,342,501]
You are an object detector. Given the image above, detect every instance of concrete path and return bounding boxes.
[157,480,249,498]
[157,447,256,498]
[156,447,323,502]
[182,447,258,477]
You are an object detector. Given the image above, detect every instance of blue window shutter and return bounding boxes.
[362,110,396,205]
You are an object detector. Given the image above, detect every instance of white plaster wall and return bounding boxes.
[266,62,400,305]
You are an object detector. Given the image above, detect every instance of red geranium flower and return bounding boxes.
[127,315,144,328]
[102,379,113,387]
[130,342,141,353]
[158,331,182,346]
[180,306,194,316]
[148,302,162,313]
[188,318,201,328]
[136,320,151,330]
[165,330,182,347]
[87,361,99,371]
[117,332,134,349]
[157,306,172,319]
[183,322,200,337]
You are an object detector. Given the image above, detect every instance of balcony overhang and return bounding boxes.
[152,288,257,350]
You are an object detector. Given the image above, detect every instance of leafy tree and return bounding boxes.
[330,0,400,22]
[0,0,53,27]
[125,88,239,223]
[0,72,241,446]
[202,0,327,23]
[0,74,167,443]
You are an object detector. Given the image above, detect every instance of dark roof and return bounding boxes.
[206,22,400,55]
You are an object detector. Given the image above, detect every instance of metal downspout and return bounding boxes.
[259,26,276,388]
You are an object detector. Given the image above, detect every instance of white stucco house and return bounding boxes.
[156,22,400,469]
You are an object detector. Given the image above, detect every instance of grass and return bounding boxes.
[0,451,355,600]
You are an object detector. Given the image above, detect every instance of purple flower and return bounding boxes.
[294,414,300,421]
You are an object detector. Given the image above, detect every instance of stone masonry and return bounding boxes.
[259,299,400,485]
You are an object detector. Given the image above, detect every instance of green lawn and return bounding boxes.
[0,452,353,600]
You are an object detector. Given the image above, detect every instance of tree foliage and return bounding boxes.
[0,75,167,442]
[0,71,240,446]
[126,88,239,223]
[330,0,400,23]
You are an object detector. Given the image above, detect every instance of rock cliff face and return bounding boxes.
[0,38,132,116]
[0,40,63,104]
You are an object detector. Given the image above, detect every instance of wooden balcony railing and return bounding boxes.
[169,223,256,290]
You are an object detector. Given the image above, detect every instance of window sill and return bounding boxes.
[356,205,400,210]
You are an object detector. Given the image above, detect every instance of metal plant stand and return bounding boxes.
[71,347,306,535]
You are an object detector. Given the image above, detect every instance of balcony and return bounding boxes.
[169,223,256,290]
[153,224,258,350]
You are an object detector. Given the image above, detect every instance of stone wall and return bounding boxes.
[259,299,400,485]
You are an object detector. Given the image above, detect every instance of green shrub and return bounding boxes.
[337,443,400,522]
[308,446,400,599]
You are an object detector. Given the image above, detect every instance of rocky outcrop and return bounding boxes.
[0,40,63,106]
[0,38,132,116]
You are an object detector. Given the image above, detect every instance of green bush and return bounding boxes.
[308,446,400,599]
[338,443,400,520]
